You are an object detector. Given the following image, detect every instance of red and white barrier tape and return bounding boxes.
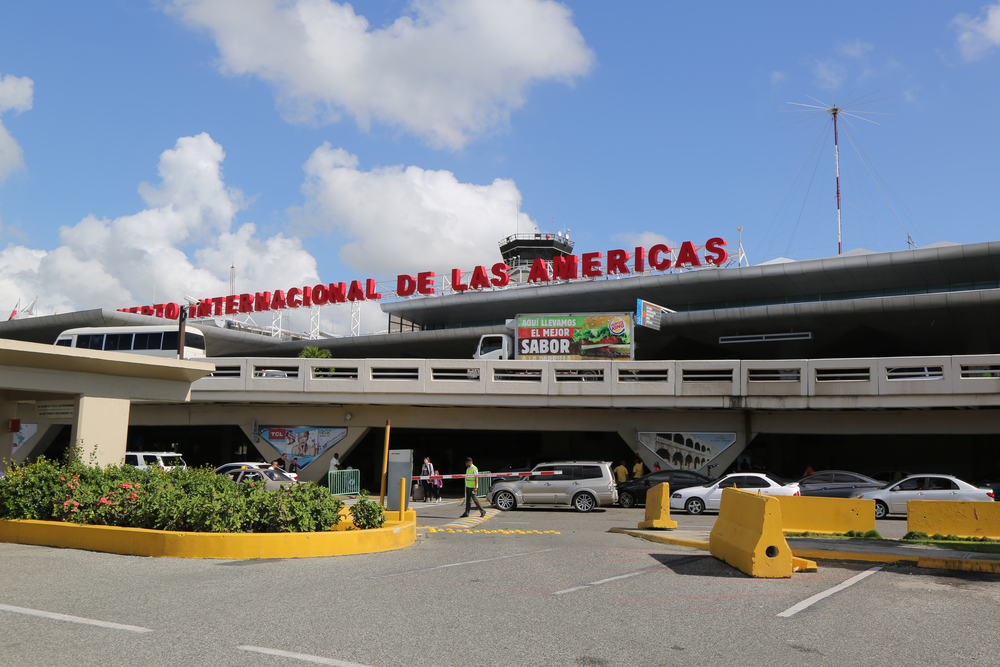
[410,471,562,481]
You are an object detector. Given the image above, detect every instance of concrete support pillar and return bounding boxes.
[69,396,130,467]
[0,401,15,474]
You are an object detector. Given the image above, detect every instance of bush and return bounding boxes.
[0,457,345,533]
[349,490,386,530]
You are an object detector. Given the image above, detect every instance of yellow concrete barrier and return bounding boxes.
[774,496,876,534]
[637,482,678,529]
[0,512,417,559]
[907,500,1000,540]
[709,488,795,578]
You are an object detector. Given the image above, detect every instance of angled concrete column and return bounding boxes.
[69,396,130,467]
[0,401,15,474]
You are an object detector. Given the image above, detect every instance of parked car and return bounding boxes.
[124,452,187,470]
[617,469,714,508]
[850,474,995,519]
[214,461,299,482]
[795,470,884,498]
[669,472,800,515]
[224,467,296,490]
[488,461,617,513]
[971,472,1000,500]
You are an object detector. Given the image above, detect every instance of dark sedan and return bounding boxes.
[795,470,884,498]
[617,469,713,508]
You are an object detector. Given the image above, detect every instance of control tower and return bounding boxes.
[498,232,575,270]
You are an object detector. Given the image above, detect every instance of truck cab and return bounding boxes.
[474,334,513,360]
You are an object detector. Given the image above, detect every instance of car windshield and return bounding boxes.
[261,469,292,482]
[160,456,185,467]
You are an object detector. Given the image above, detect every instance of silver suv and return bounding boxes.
[488,461,618,513]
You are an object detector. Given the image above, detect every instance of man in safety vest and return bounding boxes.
[460,456,487,518]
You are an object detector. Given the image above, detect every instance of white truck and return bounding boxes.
[473,313,634,362]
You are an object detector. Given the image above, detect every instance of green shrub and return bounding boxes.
[0,457,345,533]
[349,490,386,530]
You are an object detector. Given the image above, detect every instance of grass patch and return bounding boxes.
[902,531,1000,554]
[785,529,883,540]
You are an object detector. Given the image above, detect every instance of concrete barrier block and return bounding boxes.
[774,496,876,534]
[637,482,677,529]
[709,488,793,578]
[907,500,1000,539]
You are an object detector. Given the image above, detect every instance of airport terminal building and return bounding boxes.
[2,238,999,489]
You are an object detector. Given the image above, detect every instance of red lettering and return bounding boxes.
[140,306,155,316]
[164,303,180,319]
[347,280,365,302]
[197,300,213,317]
[302,286,312,307]
[417,271,435,295]
[705,237,728,265]
[365,278,381,300]
[634,247,646,273]
[212,296,225,316]
[649,244,672,270]
[312,285,328,306]
[153,303,166,317]
[607,249,630,275]
[490,263,511,287]
[469,265,491,290]
[254,292,271,311]
[552,255,578,280]
[451,268,469,291]
[238,293,254,313]
[328,283,346,303]
[527,258,551,282]
[287,287,302,308]
[270,290,287,309]
[397,275,416,297]
[224,295,238,314]
[582,252,604,278]
[675,241,702,267]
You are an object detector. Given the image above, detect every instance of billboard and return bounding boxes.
[258,426,348,470]
[637,431,737,472]
[516,313,632,361]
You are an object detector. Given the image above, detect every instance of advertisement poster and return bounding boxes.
[258,426,348,470]
[637,431,737,472]
[516,314,632,361]
[12,423,37,452]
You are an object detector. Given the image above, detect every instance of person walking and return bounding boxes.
[633,458,645,479]
[460,456,486,518]
[420,456,435,503]
[613,461,629,483]
[433,469,443,502]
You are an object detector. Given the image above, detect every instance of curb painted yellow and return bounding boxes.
[709,488,793,578]
[907,500,1000,540]
[0,515,416,559]
[609,527,709,550]
[774,496,875,534]
[790,548,916,564]
[916,557,1000,574]
[637,482,678,530]
[791,555,818,572]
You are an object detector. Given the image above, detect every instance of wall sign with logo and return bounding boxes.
[637,431,737,472]
[257,427,348,470]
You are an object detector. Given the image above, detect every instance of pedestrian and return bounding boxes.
[420,456,434,502]
[653,462,661,472]
[633,458,645,479]
[613,461,628,483]
[289,457,299,474]
[433,469,443,502]
[328,451,341,471]
[803,464,815,476]
[460,456,486,518]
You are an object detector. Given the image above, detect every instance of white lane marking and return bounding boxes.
[379,548,556,577]
[553,570,645,595]
[239,646,373,666]
[0,603,153,633]
[777,566,883,618]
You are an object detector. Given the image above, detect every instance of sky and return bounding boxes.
[0,1,998,333]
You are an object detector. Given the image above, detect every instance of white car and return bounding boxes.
[124,452,187,470]
[850,474,995,519]
[669,472,800,515]
[214,462,299,482]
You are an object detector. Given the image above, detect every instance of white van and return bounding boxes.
[123,452,187,470]
[54,325,207,359]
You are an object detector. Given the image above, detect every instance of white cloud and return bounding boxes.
[297,143,539,275]
[612,231,677,250]
[167,0,594,149]
[0,134,325,329]
[838,39,874,59]
[0,72,33,182]
[770,71,787,85]
[812,60,845,90]
[954,2,1000,61]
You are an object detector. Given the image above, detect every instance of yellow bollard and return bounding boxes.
[398,476,407,515]
[378,419,391,505]
[638,482,678,529]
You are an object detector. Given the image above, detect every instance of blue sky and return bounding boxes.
[0,1,998,331]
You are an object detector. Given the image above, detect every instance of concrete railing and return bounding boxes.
[192,354,1000,405]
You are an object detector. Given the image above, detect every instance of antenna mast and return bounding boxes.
[830,106,842,254]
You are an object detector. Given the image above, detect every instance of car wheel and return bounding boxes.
[573,492,596,513]
[618,491,636,508]
[493,490,517,511]
[685,497,705,515]
[874,500,888,520]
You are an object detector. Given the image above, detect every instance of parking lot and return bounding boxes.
[1,502,998,667]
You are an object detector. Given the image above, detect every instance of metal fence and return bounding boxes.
[328,469,361,496]
[476,471,492,498]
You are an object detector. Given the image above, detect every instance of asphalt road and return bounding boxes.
[0,502,997,667]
